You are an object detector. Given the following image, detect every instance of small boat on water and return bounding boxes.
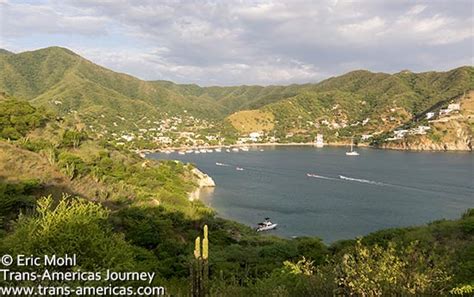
[240,146,249,152]
[346,137,359,156]
[206,149,213,153]
[178,151,185,155]
[216,162,226,166]
[226,149,231,152]
[256,218,278,232]
[194,151,201,154]
[215,148,222,152]
[200,149,207,153]
[186,150,194,153]
[236,167,244,171]
[232,148,239,152]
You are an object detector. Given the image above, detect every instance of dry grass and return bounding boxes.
[0,141,117,202]
[461,90,474,116]
[227,109,275,134]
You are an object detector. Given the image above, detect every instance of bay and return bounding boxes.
[150,146,473,243]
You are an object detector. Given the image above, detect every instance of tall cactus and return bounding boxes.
[191,225,209,297]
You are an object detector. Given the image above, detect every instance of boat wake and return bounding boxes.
[215,162,230,167]
[339,175,385,186]
[306,173,337,180]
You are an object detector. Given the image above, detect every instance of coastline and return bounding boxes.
[138,141,471,154]
[138,142,369,154]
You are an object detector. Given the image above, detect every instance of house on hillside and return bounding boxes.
[440,103,461,116]
[249,132,262,142]
[426,112,435,120]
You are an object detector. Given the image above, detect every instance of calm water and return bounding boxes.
[150,146,473,243]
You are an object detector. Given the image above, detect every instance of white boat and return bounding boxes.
[164,150,172,154]
[232,148,239,152]
[206,149,213,153]
[186,150,194,153]
[215,148,222,152]
[236,167,244,171]
[194,151,201,154]
[259,149,264,152]
[216,162,226,166]
[226,149,231,152]
[178,151,185,155]
[240,146,249,152]
[346,137,359,156]
[200,149,207,153]
[256,218,278,232]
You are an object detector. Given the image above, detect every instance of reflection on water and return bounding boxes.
[189,187,215,203]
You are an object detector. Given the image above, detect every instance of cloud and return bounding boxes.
[1,0,472,85]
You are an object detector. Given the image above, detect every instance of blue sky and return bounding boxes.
[0,0,472,85]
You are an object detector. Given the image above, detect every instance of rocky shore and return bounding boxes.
[188,168,215,201]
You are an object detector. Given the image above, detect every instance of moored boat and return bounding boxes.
[256,218,278,232]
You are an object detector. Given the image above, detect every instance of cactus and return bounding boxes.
[191,225,209,297]
[202,225,208,260]
[194,236,201,259]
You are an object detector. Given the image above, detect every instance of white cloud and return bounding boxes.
[1,0,472,85]
[406,5,427,15]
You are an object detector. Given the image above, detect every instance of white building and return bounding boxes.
[448,103,461,111]
[361,134,373,141]
[440,103,461,116]
[426,112,435,120]
[314,134,324,148]
[249,132,261,141]
[410,126,431,135]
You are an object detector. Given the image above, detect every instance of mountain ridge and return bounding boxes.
[0,47,472,148]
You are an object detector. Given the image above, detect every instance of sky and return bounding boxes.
[0,0,472,86]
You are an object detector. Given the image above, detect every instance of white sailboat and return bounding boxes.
[346,137,359,156]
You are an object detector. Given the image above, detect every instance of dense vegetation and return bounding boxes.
[1,47,472,142]
[0,98,50,139]
[0,48,472,295]
[0,98,472,295]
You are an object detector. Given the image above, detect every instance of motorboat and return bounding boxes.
[178,151,185,155]
[256,218,278,232]
[231,148,239,152]
[236,167,244,171]
[215,148,222,152]
[240,146,249,151]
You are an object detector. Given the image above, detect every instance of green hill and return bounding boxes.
[0,47,224,131]
[0,47,472,148]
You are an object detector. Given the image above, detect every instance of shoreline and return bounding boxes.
[138,141,471,154]
[138,142,369,153]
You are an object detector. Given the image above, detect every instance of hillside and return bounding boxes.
[0,47,224,131]
[0,47,472,150]
[227,67,474,147]
[0,97,473,295]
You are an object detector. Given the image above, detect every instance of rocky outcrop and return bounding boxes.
[382,140,472,151]
[192,168,216,187]
[188,168,215,201]
[381,132,472,151]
